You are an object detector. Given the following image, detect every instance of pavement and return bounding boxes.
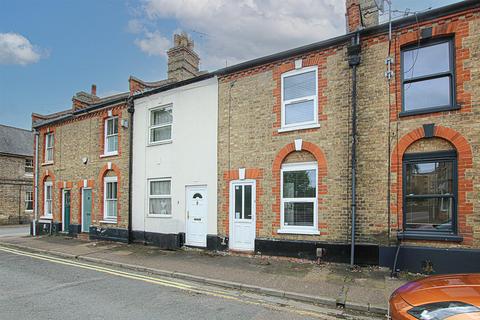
[0,246,381,320]
[0,233,408,316]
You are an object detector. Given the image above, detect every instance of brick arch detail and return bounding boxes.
[391,126,473,244]
[98,163,122,224]
[39,171,56,219]
[272,141,328,234]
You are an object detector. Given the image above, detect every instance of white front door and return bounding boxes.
[185,186,208,247]
[229,180,256,251]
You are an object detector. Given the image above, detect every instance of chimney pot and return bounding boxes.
[91,84,97,96]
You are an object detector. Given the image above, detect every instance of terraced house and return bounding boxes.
[130,33,219,249]
[0,125,34,225]
[29,0,480,274]
[32,86,131,241]
[215,0,480,273]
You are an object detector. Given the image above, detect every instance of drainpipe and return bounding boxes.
[348,32,361,268]
[127,97,134,244]
[33,130,40,236]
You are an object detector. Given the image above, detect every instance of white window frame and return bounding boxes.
[25,190,33,212]
[45,133,54,163]
[147,178,172,217]
[280,66,319,132]
[104,116,119,156]
[24,158,33,176]
[44,181,53,218]
[278,162,319,235]
[148,105,173,145]
[103,176,118,221]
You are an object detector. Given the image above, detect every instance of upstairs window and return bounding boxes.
[104,117,118,155]
[45,133,54,162]
[402,39,455,115]
[149,105,172,144]
[281,67,318,130]
[403,151,457,234]
[104,176,118,221]
[25,159,33,174]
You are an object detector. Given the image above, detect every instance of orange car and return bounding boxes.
[389,274,480,319]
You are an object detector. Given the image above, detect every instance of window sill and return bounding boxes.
[39,216,53,222]
[25,210,33,213]
[147,214,173,219]
[41,162,54,166]
[278,123,320,133]
[24,173,33,177]
[397,231,463,242]
[277,228,320,235]
[100,152,118,158]
[99,220,117,224]
[399,104,460,117]
[147,140,173,147]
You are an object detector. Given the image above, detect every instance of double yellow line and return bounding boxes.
[0,245,329,319]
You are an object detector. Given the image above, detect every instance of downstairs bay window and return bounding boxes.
[279,162,318,234]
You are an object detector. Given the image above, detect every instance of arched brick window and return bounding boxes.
[272,141,327,235]
[392,126,473,243]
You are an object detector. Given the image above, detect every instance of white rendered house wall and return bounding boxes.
[131,76,218,240]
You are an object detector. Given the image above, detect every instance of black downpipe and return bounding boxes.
[127,97,134,244]
[348,33,361,268]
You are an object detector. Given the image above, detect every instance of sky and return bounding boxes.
[0,0,462,130]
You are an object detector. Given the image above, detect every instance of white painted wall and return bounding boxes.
[132,77,218,237]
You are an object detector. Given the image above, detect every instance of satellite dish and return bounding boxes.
[374,0,385,12]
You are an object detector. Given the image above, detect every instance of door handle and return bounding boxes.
[187,211,189,220]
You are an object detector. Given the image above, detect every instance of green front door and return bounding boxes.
[63,190,71,232]
[82,189,92,233]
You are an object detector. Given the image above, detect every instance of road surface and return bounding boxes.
[0,225,29,237]
[0,246,381,320]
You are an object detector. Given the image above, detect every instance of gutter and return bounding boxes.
[32,96,129,129]
[132,72,215,100]
[33,130,40,236]
[127,97,134,243]
[216,0,479,77]
[347,33,361,267]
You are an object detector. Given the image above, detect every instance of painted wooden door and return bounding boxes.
[229,181,256,251]
[185,186,208,247]
[63,190,71,232]
[82,189,92,233]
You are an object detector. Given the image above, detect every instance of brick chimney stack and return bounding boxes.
[167,32,200,81]
[91,84,97,96]
[346,0,379,33]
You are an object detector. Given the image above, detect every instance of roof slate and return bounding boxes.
[0,124,33,157]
